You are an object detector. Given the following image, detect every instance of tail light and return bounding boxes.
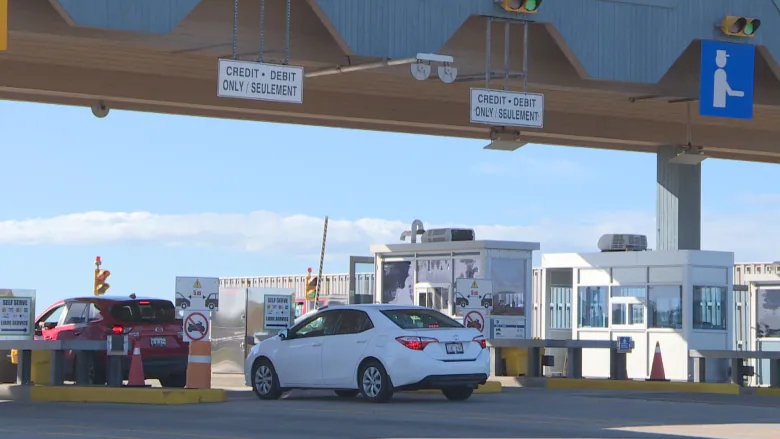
[396,336,438,351]
[473,335,487,349]
[102,325,132,335]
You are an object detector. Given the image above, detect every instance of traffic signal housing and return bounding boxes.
[499,0,543,14]
[94,269,111,296]
[720,16,761,38]
[305,274,318,301]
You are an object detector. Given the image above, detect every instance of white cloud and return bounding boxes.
[1,209,779,262]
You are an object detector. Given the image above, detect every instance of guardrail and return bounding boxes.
[689,349,780,387]
[0,338,128,387]
[487,339,628,380]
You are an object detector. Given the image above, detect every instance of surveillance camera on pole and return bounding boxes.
[91,100,109,118]
[411,53,457,83]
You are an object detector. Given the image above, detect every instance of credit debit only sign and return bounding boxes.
[218,59,304,104]
[469,88,544,129]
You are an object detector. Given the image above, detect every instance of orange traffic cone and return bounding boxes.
[127,340,148,387]
[647,341,668,381]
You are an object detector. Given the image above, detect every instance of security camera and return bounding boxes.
[91,101,109,118]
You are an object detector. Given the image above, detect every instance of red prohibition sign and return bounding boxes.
[184,311,209,342]
[463,310,485,333]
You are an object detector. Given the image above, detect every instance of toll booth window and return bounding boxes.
[648,286,682,329]
[109,300,176,324]
[692,286,727,330]
[577,286,608,328]
[380,309,463,330]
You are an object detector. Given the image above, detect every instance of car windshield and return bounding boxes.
[109,300,177,324]
[380,308,463,329]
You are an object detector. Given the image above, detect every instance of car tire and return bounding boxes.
[159,373,186,388]
[208,303,215,310]
[358,360,393,403]
[442,386,474,401]
[75,353,106,385]
[334,389,359,398]
[252,358,282,400]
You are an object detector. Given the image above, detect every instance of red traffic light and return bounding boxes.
[97,269,110,281]
[96,256,102,263]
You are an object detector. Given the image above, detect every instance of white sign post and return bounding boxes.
[175,277,219,312]
[264,294,293,330]
[217,59,304,104]
[469,88,544,129]
[455,278,494,316]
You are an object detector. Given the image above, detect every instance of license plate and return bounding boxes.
[445,343,463,354]
[150,336,167,347]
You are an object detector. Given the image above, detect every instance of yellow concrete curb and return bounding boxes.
[754,387,780,397]
[546,378,740,395]
[406,380,502,394]
[29,386,227,404]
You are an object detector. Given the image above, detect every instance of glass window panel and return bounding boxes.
[693,286,727,330]
[611,286,646,299]
[578,286,608,328]
[648,286,682,329]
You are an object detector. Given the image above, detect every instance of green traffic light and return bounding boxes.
[525,0,538,11]
[744,22,754,35]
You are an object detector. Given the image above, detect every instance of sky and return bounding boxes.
[1,100,780,307]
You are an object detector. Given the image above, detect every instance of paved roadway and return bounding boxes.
[1,386,779,438]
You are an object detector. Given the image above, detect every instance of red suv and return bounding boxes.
[34,295,188,387]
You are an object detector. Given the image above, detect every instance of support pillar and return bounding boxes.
[656,146,702,250]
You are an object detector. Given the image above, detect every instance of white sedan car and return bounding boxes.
[244,304,489,403]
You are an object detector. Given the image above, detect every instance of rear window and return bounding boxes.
[109,300,177,324]
[380,309,463,330]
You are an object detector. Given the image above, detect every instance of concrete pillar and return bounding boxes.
[656,146,701,250]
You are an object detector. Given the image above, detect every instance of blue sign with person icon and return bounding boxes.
[699,40,755,120]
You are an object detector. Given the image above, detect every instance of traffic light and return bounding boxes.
[93,256,111,296]
[305,267,318,300]
[499,0,542,14]
[720,16,761,38]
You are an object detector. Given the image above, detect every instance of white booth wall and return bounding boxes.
[370,240,539,340]
[541,250,734,382]
[736,271,780,386]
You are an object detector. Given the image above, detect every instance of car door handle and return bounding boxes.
[311,342,322,347]
[44,336,52,340]
[356,340,367,344]
[73,332,81,336]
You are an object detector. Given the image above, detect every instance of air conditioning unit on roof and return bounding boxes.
[421,228,475,243]
[597,234,648,252]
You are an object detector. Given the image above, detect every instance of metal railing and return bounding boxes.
[0,338,128,387]
[487,339,628,380]
[689,349,780,387]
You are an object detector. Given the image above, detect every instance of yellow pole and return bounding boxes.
[0,0,8,51]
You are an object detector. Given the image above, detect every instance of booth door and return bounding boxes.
[414,283,451,315]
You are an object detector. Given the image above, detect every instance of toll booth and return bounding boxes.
[369,234,539,341]
[537,235,734,382]
[734,266,780,387]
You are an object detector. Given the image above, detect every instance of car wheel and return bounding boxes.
[252,358,282,400]
[75,353,106,385]
[334,389,359,398]
[358,360,393,403]
[159,373,186,388]
[181,303,188,310]
[208,303,215,310]
[442,386,474,401]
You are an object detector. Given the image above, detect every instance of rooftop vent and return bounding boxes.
[597,234,648,252]
[421,228,475,243]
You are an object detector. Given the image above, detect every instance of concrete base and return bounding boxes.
[1,384,226,404]
[546,378,739,394]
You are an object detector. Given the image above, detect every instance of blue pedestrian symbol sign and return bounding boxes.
[699,40,754,120]
[617,336,633,354]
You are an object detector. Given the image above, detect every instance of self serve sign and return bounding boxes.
[470,88,544,129]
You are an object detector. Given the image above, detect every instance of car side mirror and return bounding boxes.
[34,328,42,336]
[279,329,289,340]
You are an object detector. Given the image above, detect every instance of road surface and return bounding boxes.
[0,387,779,438]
